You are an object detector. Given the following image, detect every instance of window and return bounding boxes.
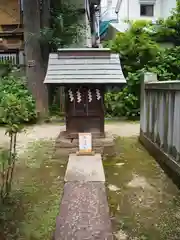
[140,4,154,17]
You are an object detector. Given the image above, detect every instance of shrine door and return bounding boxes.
[66,86,104,135]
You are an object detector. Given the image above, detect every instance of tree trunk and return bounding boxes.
[23,0,48,117]
[40,0,51,68]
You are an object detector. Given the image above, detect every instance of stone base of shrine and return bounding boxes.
[55,132,115,157]
[58,130,105,139]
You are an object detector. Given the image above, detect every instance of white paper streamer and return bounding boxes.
[76,89,81,103]
[68,88,74,102]
[88,89,92,102]
[96,89,101,100]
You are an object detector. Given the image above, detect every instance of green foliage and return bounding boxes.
[151,1,180,45]
[0,94,30,133]
[104,20,159,118]
[40,1,85,50]
[0,75,36,201]
[105,3,180,118]
[105,87,140,119]
[0,62,13,78]
[147,46,180,80]
[111,20,160,77]
[0,75,36,124]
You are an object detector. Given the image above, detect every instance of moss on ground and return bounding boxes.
[104,137,180,240]
[0,140,67,240]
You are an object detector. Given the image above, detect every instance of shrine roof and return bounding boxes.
[44,48,126,84]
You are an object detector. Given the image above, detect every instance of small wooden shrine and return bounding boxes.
[44,48,125,139]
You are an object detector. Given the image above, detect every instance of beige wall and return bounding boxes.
[0,0,20,25]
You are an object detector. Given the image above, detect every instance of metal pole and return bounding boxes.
[127,0,129,20]
[115,0,123,22]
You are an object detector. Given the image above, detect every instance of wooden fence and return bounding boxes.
[0,51,25,66]
[139,72,180,177]
[0,52,18,65]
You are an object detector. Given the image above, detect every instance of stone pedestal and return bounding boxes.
[55,132,115,158]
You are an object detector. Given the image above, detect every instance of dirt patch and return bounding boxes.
[127,174,154,190]
[114,230,128,240]
[105,122,140,137]
[108,184,121,192]
[0,122,139,155]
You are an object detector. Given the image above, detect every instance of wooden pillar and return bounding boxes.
[140,72,157,135]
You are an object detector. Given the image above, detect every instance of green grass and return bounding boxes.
[104,137,180,240]
[1,134,179,239]
[0,140,67,240]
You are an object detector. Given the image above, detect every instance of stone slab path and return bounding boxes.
[65,154,105,182]
[54,182,113,240]
[54,154,113,240]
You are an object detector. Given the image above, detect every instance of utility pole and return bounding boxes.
[23,0,48,117]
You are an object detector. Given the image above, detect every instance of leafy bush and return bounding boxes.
[104,20,159,118]
[0,62,13,78]
[40,1,85,51]
[0,76,36,201]
[0,93,34,200]
[149,1,180,45]
[104,4,180,118]
[0,75,36,124]
[147,46,180,80]
[110,20,160,77]
[105,87,140,119]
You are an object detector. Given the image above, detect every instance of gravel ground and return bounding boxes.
[0,122,140,154]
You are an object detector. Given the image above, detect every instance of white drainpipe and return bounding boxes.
[95,8,100,47]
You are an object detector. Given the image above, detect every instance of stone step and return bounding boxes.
[65,154,105,182]
[56,137,114,148]
[54,147,104,158]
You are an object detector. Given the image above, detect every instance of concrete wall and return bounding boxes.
[69,13,92,48]
[61,0,92,48]
[140,73,180,177]
[101,0,176,22]
[161,0,176,18]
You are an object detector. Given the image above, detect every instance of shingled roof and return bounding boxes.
[44,48,126,84]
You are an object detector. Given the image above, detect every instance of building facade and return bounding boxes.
[100,0,177,39]
[0,0,101,64]
[0,0,24,64]
[101,0,176,22]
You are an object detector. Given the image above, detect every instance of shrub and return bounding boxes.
[147,46,180,80]
[110,20,160,77]
[0,62,13,78]
[0,75,36,124]
[105,87,140,119]
[104,8,180,118]
[0,76,36,201]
